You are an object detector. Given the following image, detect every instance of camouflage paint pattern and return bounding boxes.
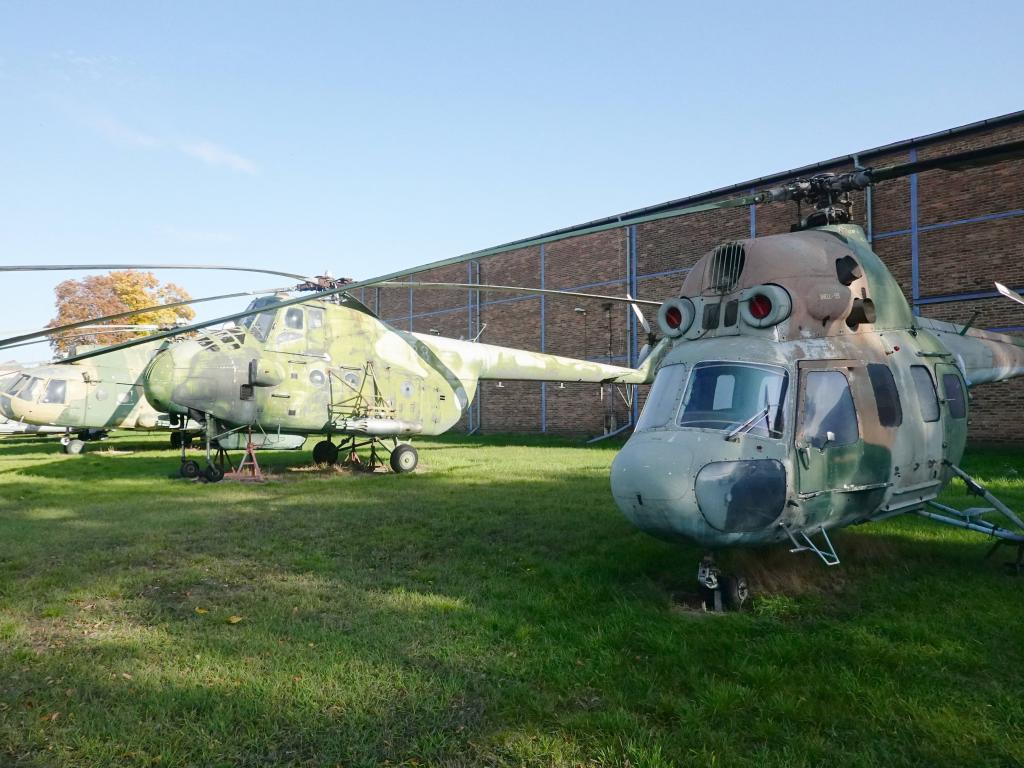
[611,224,1024,548]
[0,339,174,432]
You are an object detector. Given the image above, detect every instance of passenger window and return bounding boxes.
[635,364,687,431]
[798,370,858,449]
[285,308,304,330]
[942,373,967,419]
[910,365,940,422]
[867,364,902,427]
[42,379,67,405]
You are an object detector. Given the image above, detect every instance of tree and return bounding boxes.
[48,271,195,354]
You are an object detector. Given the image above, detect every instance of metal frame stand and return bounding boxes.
[226,428,264,482]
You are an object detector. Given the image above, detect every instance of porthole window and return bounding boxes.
[309,370,326,387]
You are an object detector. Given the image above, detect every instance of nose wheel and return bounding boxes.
[697,555,749,612]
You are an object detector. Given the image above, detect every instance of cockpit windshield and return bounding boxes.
[678,362,788,439]
[238,297,282,342]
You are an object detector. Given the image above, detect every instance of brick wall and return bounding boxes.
[381,114,1024,443]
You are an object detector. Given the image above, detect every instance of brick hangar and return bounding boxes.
[360,111,1024,442]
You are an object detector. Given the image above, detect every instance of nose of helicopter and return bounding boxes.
[610,431,788,547]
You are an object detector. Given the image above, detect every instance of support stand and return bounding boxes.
[226,428,264,482]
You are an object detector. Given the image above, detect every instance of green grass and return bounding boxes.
[1,433,1023,767]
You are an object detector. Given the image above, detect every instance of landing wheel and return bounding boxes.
[720,575,749,611]
[389,444,418,473]
[203,464,225,483]
[312,440,339,465]
[64,439,85,455]
[180,459,201,479]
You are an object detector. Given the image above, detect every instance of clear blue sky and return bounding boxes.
[2,1,1022,361]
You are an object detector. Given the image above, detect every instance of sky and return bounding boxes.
[1,1,1023,362]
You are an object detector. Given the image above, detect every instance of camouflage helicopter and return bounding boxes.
[595,138,1024,604]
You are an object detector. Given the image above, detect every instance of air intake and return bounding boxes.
[706,242,746,293]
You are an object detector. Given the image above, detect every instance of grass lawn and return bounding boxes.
[1,432,1023,767]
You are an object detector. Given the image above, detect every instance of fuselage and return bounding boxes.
[142,294,656,438]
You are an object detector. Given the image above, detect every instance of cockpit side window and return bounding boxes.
[284,308,304,330]
[249,311,276,342]
[5,374,30,396]
[42,379,67,405]
[239,297,283,342]
[21,377,44,402]
[308,308,324,329]
[635,364,687,431]
[798,370,858,449]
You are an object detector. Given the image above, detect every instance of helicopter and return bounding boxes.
[596,138,1024,606]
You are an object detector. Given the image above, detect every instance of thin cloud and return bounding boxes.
[179,140,258,175]
[88,113,162,149]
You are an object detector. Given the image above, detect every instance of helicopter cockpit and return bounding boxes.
[2,373,68,406]
[235,296,328,354]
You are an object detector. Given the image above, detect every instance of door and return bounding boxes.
[795,361,863,497]
[936,362,968,467]
[794,360,891,525]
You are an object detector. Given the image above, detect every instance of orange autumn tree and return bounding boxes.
[48,271,195,354]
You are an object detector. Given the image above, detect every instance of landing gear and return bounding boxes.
[312,440,340,465]
[203,464,225,483]
[62,438,85,455]
[389,443,418,473]
[176,414,230,482]
[697,555,748,612]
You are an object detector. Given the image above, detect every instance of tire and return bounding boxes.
[389,444,418,473]
[180,459,201,479]
[65,439,85,455]
[170,432,183,449]
[721,575,749,611]
[312,440,339,465]
[204,464,225,483]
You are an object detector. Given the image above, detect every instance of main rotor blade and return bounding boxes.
[1,327,163,351]
[373,281,661,307]
[868,139,1024,183]
[0,263,311,281]
[995,281,1024,307]
[0,286,294,350]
